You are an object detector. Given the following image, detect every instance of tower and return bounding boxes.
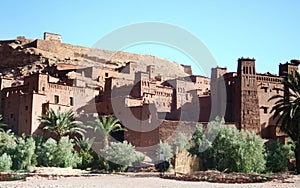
[210,67,227,120]
[237,58,260,133]
[279,59,299,77]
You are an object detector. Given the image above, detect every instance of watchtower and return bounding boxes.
[279,59,299,77]
[237,58,260,133]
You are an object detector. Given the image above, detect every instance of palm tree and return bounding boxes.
[269,71,300,173]
[91,116,126,147]
[40,108,85,140]
[0,115,7,132]
[75,136,95,152]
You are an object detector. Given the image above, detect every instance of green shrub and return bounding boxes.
[102,141,142,172]
[157,141,172,161]
[190,118,266,173]
[33,134,46,165]
[0,153,12,172]
[0,132,36,171]
[11,135,36,170]
[265,142,289,173]
[75,136,95,170]
[173,133,189,154]
[40,136,81,168]
[0,130,17,155]
[77,151,94,169]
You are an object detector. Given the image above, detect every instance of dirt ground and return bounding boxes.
[0,173,300,188]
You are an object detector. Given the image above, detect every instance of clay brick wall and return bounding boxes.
[44,32,62,43]
[256,75,283,138]
[159,120,197,143]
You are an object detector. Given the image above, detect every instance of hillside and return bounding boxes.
[0,34,188,80]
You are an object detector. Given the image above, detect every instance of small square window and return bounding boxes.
[105,73,109,77]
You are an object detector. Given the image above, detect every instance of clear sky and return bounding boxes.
[1,1,300,76]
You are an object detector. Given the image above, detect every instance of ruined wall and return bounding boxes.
[44,32,62,43]
[0,40,41,69]
[34,39,89,59]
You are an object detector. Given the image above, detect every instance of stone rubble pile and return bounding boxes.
[162,170,294,184]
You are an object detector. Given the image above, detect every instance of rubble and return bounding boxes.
[161,170,295,184]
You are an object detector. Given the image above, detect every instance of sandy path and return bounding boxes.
[0,174,299,188]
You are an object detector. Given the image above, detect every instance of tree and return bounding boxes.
[269,72,300,173]
[91,116,125,147]
[265,142,289,173]
[75,136,96,169]
[101,141,143,172]
[190,119,266,173]
[40,108,85,140]
[40,136,81,168]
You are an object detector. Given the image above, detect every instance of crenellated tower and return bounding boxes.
[237,58,261,134]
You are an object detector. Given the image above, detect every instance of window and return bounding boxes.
[25,106,28,111]
[54,95,59,104]
[70,97,73,106]
[264,88,268,93]
[10,113,14,118]
[105,72,109,77]
[42,87,45,91]
[262,107,268,114]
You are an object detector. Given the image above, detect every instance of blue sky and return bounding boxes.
[1,1,300,76]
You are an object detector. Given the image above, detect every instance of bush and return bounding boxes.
[157,141,172,161]
[40,136,81,168]
[77,151,94,170]
[265,142,289,173]
[173,133,189,154]
[0,153,12,172]
[0,130,17,155]
[0,132,36,171]
[33,134,46,165]
[102,141,143,172]
[11,135,36,170]
[190,118,266,173]
[75,136,96,169]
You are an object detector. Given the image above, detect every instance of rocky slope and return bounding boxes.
[0,35,188,80]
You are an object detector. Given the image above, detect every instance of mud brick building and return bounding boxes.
[0,32,298,146]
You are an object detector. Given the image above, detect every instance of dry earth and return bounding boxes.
[0,173,300,188]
